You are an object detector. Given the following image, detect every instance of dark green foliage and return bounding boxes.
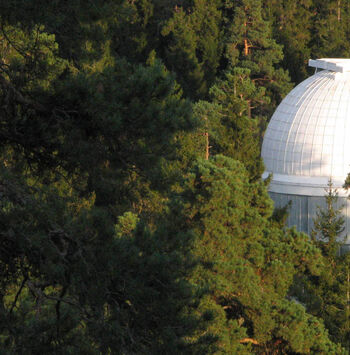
[224,0,292,115]
[197,68,265,179]
[0,0,349,353]
[161,0,223,99]
[310,0,350,59]
[270,200,292,228]
[0,167,202,353]
[0,10,204,352]
[174,156,344,353]
[263,0,313,83]
[311,180,345,259]
[263,0,350,84]
[292,181,350,351]
[0,21,197,211]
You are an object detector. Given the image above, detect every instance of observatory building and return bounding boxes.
[261,58,350,245]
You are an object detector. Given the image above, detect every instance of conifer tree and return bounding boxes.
[161,0,223,99]
[195,68,265,180]
[263,0,313,83]
[223,0,292,116]
[292,181,350,350]
[311,0,350,59]
[174,155,345,354]
[311,180,345,261]
[1,1,350,353]
[0,8,205,352]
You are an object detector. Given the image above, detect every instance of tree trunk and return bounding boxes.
[205,132,209,160]
[247,100,251,118]
[204,116,209,160]
[244,38,249,56]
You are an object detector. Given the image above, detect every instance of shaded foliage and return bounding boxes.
[0,0,349,353]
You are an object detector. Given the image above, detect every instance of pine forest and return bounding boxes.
[1,1,350,354]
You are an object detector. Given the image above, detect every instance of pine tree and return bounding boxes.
[223,0,292,116]
[263,0,313,83]
[311,0,350,59]
[174,155,345,354]
[161,0,223,99]
[195,68,265,180]
[0,7,205,351]
[1,1,350,353]
[292,180,350,350]
[311,180,345,261]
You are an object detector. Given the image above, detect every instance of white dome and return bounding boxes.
[262,59,350,196]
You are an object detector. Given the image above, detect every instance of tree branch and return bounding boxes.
[240,338,259,345]
[0,74,47,112]
[9,275,28,314]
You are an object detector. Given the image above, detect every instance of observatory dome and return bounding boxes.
[262,59,350,241]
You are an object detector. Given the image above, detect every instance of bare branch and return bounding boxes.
[240,338,259,345]
[0,74,47,112]
[0,25,30,60]
[9,275,28,314]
